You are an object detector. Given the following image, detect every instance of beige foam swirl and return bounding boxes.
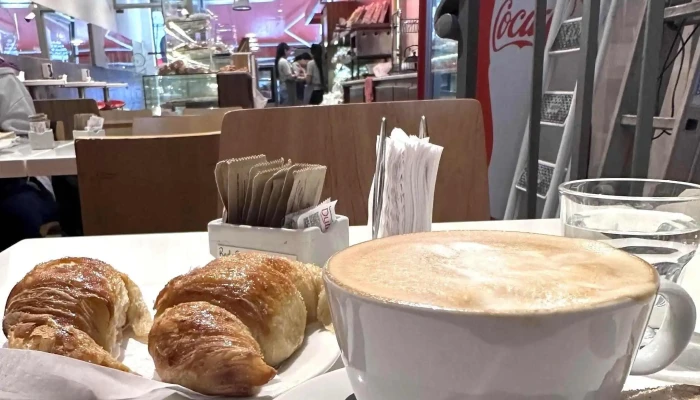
[326,231,658,314]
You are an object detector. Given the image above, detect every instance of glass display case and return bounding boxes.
[424,0,457,99]
[257,65,274,102]
[143,73,219,109]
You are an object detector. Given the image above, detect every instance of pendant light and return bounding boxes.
[232,0,251,11]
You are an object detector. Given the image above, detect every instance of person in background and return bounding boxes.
[275,42,297,106]
[0,56,59,251]
[306,44,326,105]
[292,53,311,104]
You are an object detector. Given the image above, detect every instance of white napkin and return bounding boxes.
[0,349,215,400]
[368,128,443,238]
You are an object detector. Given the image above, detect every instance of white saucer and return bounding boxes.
[276,368,675,400]
[277,368,352,399]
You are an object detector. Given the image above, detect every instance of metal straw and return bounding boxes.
[418,115,428,139]
[372,118,387,239]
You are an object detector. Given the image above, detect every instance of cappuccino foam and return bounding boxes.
[326,231,658,313]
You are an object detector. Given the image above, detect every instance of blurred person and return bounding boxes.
[306,44,326,105]
[275,42,297,106]
[0,56,59,251]
[292,53,311,104]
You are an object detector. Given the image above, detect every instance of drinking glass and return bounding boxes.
[559,178,700,342]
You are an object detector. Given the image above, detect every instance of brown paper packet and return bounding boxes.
[270,164,313,228]
[242,158,284,221]
[285,165,327,215]
[225,154,266,224]
[246,164,288,225]
[259,164,291,226]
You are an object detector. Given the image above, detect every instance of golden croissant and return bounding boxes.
[151,252,330,396]
[149,302,276,396]
[3,257,152,372]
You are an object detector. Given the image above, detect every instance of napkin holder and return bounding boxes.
[73,129,105,138]
[28,130,55,150]
[207,215,350,267]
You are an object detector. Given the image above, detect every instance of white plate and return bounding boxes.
[277,368,352,400]
[0,138,17,150]
[276,368,675,400]
[0,250,340,399]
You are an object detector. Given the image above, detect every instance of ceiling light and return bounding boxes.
[232,0,251,11]
[70,38,84,46]
[278,8,283,12]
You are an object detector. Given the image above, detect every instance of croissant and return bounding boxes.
[154,254,307,367]
[149,302,276,396]
[3,257,152,372]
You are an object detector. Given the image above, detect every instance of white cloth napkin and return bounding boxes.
[368,128,443,238]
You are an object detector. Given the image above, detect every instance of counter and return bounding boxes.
[341,72,418,103]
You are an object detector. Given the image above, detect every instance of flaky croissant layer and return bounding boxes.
[3,257,152,372]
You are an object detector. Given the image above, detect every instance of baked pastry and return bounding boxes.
[149,301,276,396]
[225,252,324,323]
[3,257,152,372]
[154,254,307,366]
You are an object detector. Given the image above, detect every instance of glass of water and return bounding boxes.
[559,178,700,342]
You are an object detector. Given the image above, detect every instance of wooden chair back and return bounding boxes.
[219,99,489,225]
[182,106,241,116]
[75,133,220,235]
[33,99,100,140]
[99,109,153,136]
[132,114,224,135]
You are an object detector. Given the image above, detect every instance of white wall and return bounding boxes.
[34,0,117,31]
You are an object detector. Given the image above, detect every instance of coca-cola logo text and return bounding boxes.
[491,0,554,52]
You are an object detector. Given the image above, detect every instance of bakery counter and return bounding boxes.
[341,72,418,103]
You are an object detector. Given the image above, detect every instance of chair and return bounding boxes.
[219,99,489,225]
[182,106,241,116]
[99,109,154,136]
[75,133,220,235]
[131,114,227,135]
[34,99,100,140]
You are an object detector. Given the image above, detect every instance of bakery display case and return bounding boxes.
[143,73,219,109]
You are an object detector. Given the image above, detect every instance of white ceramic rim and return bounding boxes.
[558,178,700,202]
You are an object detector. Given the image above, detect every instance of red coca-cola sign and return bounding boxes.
[491,0,554,52]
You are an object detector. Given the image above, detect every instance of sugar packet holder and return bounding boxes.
[207,215,349,267]
[28,113,54,150]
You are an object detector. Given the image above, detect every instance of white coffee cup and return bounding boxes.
[324,231,697,400]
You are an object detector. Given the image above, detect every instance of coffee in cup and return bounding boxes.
[324,231,696,400]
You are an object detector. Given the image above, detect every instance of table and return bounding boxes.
[23,80,128,101]
[3,219,700,387]
[23,79,66,98]
[64,81,108,99]
[0,140,74,178]
[24,140,75,176]
[103,82,128,103]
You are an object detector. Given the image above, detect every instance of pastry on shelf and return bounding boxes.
[151,252,332,396]
[3,257,152,372]
[149,301,276,396]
